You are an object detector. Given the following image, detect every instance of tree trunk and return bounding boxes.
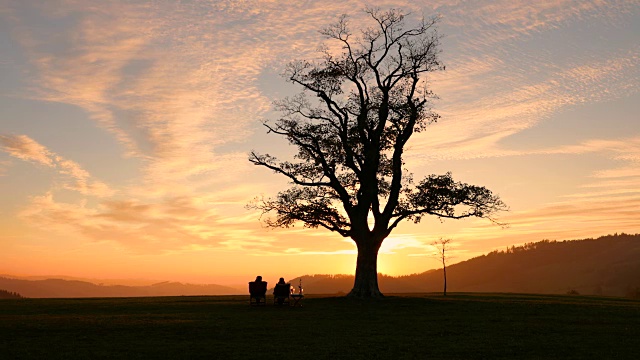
[348,239,384,298]
[443,264,447,296]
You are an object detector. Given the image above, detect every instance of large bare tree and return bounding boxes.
[249,8,506,298]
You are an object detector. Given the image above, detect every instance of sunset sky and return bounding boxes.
[1,0,638,286]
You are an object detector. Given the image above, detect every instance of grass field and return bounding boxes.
[1,293,639,359]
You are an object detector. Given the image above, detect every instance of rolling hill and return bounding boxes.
[290,233,640,297]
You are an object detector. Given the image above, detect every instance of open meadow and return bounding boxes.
[1,293,639,359]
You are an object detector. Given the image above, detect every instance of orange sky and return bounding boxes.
[1,0,639,286]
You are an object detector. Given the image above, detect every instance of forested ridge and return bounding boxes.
[291,233,640,297]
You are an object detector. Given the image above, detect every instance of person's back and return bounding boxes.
[249,276,267,305]
[273,277,290,305]
[274,283,290,296]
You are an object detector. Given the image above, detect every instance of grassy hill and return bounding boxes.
[291,233,640,296]
[418,233,640,296]
[1,294,638,359]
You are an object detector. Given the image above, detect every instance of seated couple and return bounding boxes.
[248,276,292,306]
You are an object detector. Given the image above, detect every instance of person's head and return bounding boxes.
[255,276,262,282]
[278,277,285,284]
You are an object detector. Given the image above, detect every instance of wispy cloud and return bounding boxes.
[0,134,54,166]
[252,248,357,257]
[18,192,261,253]
[0,134,113,197]
[379,234,434,255]
[539,137,640,159]
[593,167,640,179]
[400,0,640,162]
[442,0,636,49]
[448,144,640,256]
[411,47,640,161]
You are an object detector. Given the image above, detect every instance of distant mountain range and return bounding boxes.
[2,233,639,298]
[0,277,241,298]
[0,275,163,286]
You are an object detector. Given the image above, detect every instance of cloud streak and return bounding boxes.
[413,46,640,162]
[0,134,114,197]
[0,134,54,166]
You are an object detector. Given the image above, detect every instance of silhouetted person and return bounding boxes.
[273,277,291,305]
[249,275,267,306]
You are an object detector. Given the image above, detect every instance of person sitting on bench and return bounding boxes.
[249,276,267,306]
[273,277,291,305]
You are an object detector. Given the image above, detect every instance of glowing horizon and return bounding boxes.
[1,1,638,286]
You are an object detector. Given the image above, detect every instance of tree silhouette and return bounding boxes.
[432,238,452,296]
[250,8,506,298]
[0,289,23,299]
